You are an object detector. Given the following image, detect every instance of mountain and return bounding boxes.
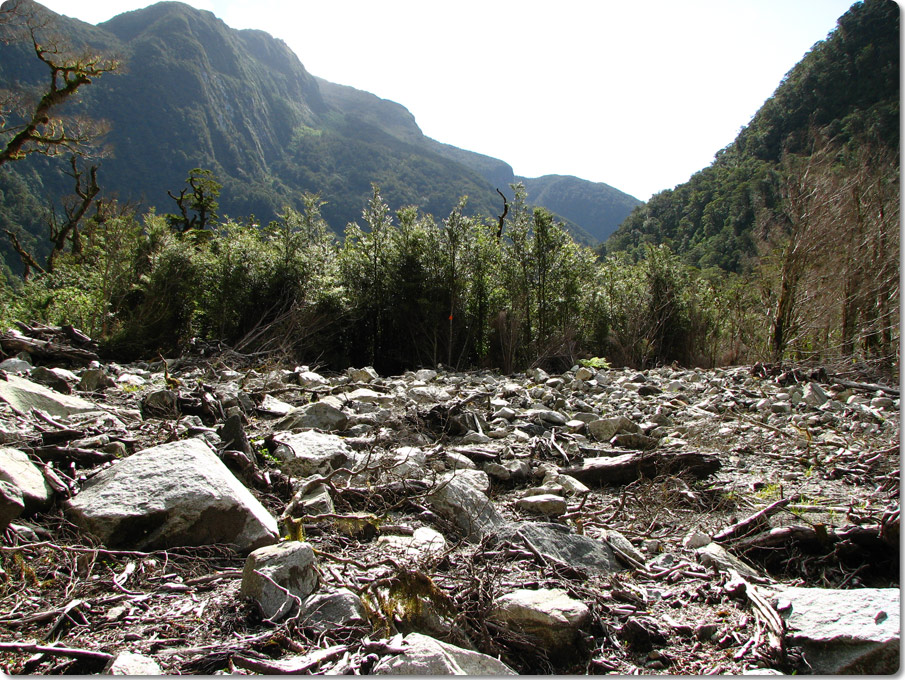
[605,0,899,272]
[0,0,640,270]
[514,175,643,243]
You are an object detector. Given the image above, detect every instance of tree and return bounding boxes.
[166,168,221,232]
[0,0,117,165]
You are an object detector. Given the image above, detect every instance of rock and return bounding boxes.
[0,479,25,529]
[596,528,643,566]
[695,543,762,581]
[682,529,712,550]
[103,651,163,675]
[485,459,527,482]
[619,616,670,651]
[28,366,73,394]
[0,447,52,513]
[489,588,590,652]
[301,587,367,632]
[0,374,101,418]
[141,389,179,418]
[491,522,618,576]
[377,526,447,560]
[348,366,379,383]
[773,586,900,674]
[0,357,31,374]
[257,393,293,416]
[270,430,355,478]
[372,632,516,675]
[526,408,568,426]
[77,368,115,392]
[276,401,348,431]
[516,493,567,517]
[240,541,319,620]
[65,438,278,552]
[575,366,595,381]
[542,471,589,497]
[426,475,503,541]
[414,368,438,382]
[587,415,638,442]
[295,369,329,387]
[801,382,829,407]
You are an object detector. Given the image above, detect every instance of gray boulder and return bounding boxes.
[490,521,618,576]
[103,651,162,675]
[276,401,348,431]
[0,447,52,513]
[0,479,24,529]
[426,475,503,541]
[65,438,278,552]
[270,430,355,478]
[371,632,516,675]
[774,586,900,674]
[301,588,367,632]
[240,541,319,620]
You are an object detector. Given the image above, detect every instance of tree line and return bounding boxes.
[0,0,898,379]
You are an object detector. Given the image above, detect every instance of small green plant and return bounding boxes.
[579,356,610,370]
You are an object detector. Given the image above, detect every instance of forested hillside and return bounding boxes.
[606,0,898,272]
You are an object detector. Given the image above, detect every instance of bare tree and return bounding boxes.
[0,0,117,166]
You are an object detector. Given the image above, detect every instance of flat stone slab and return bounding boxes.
[490,521,618,576]
[0,374,101,418]
[773,586,900,674]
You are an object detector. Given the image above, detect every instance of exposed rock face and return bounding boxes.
[65,438,278,552]
[774,586,900,674]
[240,541,319,620]
[371,632,517,675]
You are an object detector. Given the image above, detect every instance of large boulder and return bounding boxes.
[65,438,278,552]
[240,541,319,620]
[0,447,52,513]
[489,588,590,652]
[774,586,900,674]
[371,632,516,675]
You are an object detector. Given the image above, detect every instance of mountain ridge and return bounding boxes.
[0,0,640,265]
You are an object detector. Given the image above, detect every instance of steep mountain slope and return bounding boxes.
[0,0,641,263]
[605,0,899,272]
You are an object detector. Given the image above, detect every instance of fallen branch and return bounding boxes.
[559,450,721,486]
[713,495,801,543]
[0,641,113,663]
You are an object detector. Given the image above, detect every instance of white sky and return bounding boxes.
[39,0,857,201]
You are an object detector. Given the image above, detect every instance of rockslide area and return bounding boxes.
[0,335,899,674]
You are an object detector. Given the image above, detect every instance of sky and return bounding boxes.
[38,0,858,201]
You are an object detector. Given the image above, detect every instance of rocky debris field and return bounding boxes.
[0,324,899,675]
